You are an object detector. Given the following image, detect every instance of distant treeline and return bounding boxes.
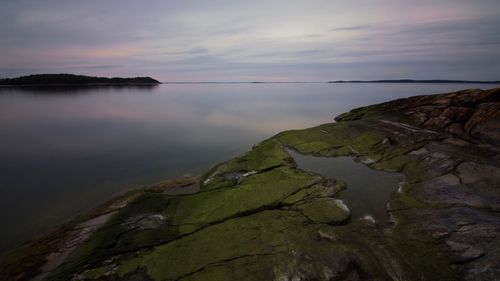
[0,74,161,85]
[329,79,500,84]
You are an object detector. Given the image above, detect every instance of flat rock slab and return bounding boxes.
[297,198,351,224]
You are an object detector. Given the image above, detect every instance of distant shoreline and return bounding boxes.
[0,83,160,87]
[2,75,499,85]
[164,80,500,84]
[0,74,161,86]
[329,79,500,84]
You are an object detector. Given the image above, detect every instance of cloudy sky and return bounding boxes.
[1,0,499,81]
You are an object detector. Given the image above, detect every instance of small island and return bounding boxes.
[0,74,161,86]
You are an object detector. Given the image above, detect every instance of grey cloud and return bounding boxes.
[330,25,369,32]
[296,49,323,55]
[1,1,499,81]
[188,48,210,54]
[388,17,500,46]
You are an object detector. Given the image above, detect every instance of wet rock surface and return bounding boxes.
[1,88,498,281]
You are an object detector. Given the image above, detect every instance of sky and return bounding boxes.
[1,0,499,82]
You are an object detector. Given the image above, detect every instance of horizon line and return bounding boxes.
[162,79,500,84]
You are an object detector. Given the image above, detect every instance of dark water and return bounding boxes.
[0,83,497,252]
[288,150,405,224]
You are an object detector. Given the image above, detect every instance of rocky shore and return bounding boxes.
[1,87,499,281]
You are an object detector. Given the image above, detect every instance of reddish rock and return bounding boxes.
[451,89,482,106]
[465,103,500,145]
[476,88,500,104]
[418,105,438,113]
[425,116,452,129]
[429,108,442,117]
[445,123,465,136]
[432,98,452,106]
[411,111,428,125]
[442,107,474,122]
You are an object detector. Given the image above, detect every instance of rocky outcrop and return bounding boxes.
[336,87,500,146]
[1,88,498,281]
[0,177,197,281]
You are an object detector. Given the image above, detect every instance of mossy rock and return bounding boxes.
[297,198,351,224]
[163,167,321,233]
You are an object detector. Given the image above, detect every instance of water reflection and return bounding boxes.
[288,149,405,224]
[0,83,497,252]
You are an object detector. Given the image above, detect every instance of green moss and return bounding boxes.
[45,192,178,280]
[334,104,384,121]
[116,210,406,281]
[277,121,386,158]
[387,235,460,280]
[317,146,353,157]
[117,210,308,280]
[116,257,146,278]
[81,264,113,279]
[163,167,320,230]
[281,181,344,205]
[330,221,459,281]
[215,139,292,174]
[294,141,334,154]
[402,161,429,184]
[202,139,295,191]
[371,156,409,172]
[201,173,236,191]
[276,123,351,155]
[387,191,428,211]
[296,198,351,224]
[179,255,274,281]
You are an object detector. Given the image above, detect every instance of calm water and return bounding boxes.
[288,150,405,224]
[0,83,497,252]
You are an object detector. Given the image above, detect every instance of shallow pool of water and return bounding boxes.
[288,149,405,224]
